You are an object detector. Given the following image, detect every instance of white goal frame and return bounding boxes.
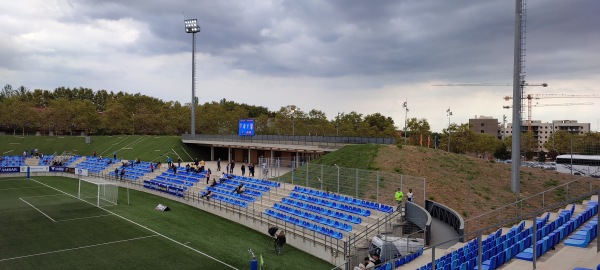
[78,177,118,207]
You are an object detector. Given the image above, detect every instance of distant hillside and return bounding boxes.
[0,135,208,162]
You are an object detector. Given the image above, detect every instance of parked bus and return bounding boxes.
[555,154,600,178]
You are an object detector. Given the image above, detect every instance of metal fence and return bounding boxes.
[182,134,396,148]
[258,157,427,207]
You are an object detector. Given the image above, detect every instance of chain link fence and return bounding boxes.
[258,157,426,207]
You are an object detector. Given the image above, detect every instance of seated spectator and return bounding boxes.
[200,190,212,201]
[210,179,217,187]
[353,257,374,270]
[135,158,141,164]
[219,173,227,183]
[186,164,191,172]
[233,183,245,194]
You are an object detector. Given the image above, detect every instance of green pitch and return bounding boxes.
[0,176,334,270]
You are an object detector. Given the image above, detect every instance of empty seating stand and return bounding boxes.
[293,186,393,213]
[76,157,118,173]
[0,156,26,167]
[265,208,344,239]
[281,197,362,224]
[289,192,371,217]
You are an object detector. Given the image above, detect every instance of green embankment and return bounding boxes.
[310,144,382,169]
[0,135,209,162]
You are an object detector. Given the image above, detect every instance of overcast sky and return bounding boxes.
[1,0,598,132]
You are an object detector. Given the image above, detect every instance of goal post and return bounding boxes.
[78,177,118,207]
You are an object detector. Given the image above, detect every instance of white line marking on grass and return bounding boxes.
[58,214,114,222]
[30,178,239,270]
[20,193,67,199]
[19,198,56,223]
[0,235,158,263]
[183,242,191,245]
[0,186,47,191]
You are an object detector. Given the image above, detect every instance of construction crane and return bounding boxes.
[503,93,600,130]
[502,102,594,109]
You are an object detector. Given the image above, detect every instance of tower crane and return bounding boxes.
[503,93,600,130]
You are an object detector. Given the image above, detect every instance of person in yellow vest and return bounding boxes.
[395,188,404,212]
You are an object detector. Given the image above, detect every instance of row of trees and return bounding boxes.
[0,85,396,137]
[2,84,597,158]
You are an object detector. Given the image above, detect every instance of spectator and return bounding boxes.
[173,164,177,175]
[113,151,117,159]
[135,158,141,164]
[233,183,245,194]
[150,163,154,173]
[210,179,217,187]
[217,158,221,171]
[241,164,246,176]
[407,188,414,202]
[166,156,173,168]
[206,169,211,184]
[93,150,97,158]
[371,254,382,265]
[249,163,255,177]
[186,164,190,172]
[114,168,119,180]
[230,161,235,174]
[395,188,404,212]
[200,190,212,201]
[200,160,205,172]
[276,231,286,255]
[353,257,375,270]
[177,158,182,168]
[220,173,227,183]
[120,168,125,180]
[226,164,229,174]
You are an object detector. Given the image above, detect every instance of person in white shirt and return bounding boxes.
[354,256,375,270]
[407,188,414,202]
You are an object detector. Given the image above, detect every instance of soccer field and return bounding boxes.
[0,176,334,270]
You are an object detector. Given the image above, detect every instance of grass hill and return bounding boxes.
[0,135,209,162]
[313,144,584,233]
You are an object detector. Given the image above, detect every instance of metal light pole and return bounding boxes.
[334,164,340,193]
[184,19,200,135]
[447,107,452,152]
[403,100,409,144]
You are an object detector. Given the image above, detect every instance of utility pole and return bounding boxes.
[403,100,409,144]
[447,107,452,152]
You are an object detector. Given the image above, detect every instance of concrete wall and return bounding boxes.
[405,201,432,245]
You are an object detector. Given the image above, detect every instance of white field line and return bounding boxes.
[58,214,114,222]
[19,198,56,223]
[30,178,239,270]
[20,194,68,199]
[0,235,158,263]
[0,186,47,191]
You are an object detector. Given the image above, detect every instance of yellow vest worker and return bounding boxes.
[395,189,404,203]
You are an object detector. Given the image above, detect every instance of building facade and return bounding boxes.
[505,120,590,151]
[469,116,501,139]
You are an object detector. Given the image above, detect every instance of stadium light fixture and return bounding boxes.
[184,18,200,135]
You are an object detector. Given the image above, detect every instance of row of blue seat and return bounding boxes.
[38,155,54,165]
[218,182,262,197]
[281,198,362,224]
[377,248,423,269]
[516,201,597,262]
[290,192,371,216]
[206,186,256,202]
[293,186,393,213]
[264,209,343,239]
[230,175,280,188]
[272,203,352,232]
[565,211,599,248]
[201,192,248,208]
[226,179,270,192]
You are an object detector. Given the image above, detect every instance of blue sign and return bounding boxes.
[49,167,67,172]
[0,167,21,173]
[238,119,255,136]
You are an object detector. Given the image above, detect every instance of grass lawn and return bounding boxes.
[0,135,209,162]
[0,176,334,270]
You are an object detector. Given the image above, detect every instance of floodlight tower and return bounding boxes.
[184,19,200,135]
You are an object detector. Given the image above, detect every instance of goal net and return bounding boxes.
[78,177,118,207]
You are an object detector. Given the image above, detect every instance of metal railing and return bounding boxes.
[465,175,597,235]
[182,134,396,148]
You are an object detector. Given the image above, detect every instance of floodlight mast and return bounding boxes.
[185,19,200,135]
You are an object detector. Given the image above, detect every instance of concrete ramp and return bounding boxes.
[429,216,460,249]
